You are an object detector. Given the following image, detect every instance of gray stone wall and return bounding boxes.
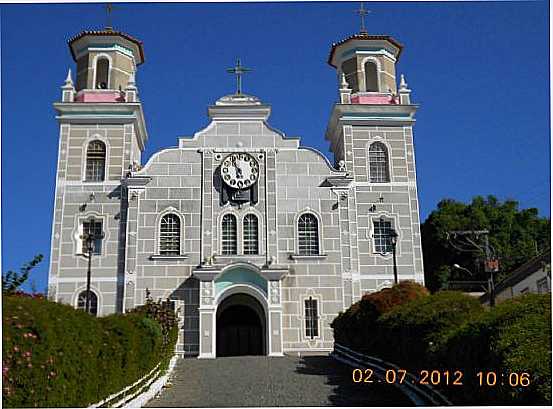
[48,121,142,315]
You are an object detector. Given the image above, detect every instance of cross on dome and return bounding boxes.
[355,2,371,35]
[226,59,252,95]
[105,3,115,30]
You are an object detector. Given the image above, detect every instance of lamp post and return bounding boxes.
[81,229,104,314]
[390,229,399,285]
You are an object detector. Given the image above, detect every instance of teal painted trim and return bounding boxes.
[215,268,267,296]
[76,43,134,56]
[341,47,395,59]
[62,112,134,117]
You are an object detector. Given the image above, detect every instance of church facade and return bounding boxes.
[48,25,424,358]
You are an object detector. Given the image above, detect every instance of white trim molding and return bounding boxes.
[91,53,113,90]
[73,285,102,316]
[81,134,111,183]
[72,211,109,257]
[155,207,186,256]
[366,138,393,183]
[294,208,324,256]
[367,211,401,258]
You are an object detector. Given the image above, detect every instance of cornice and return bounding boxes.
[53,102,148,151]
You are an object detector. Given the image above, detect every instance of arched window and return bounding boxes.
[221,214,237,255]
[95,57,110,89]
[85,140,106,182]
[364,61,379,92]
[298,213,319,255]
[341,57,359,93]
[243,214,259,255]
[160,213,181,255]
[369,142,390,183]
[77,291,98,316]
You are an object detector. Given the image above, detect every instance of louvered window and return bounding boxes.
[305,297,319,338]
[82,219,103,255]
[298,213,319,255]
[85,140,106,182]
[222,214,237,255]
[243,214,259,255]
[369,142,390,183]
[373,218,393,254]
[160,214,181,255]
[77,291,98,316]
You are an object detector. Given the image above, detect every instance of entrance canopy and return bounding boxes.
[214,267,267,297]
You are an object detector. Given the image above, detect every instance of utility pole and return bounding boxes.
[447,230,499,306]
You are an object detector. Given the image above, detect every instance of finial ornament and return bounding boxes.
[399,74,408,90]
[355,2,370,35]
[340,73,350,90]
[64,68,73,86]
[226,58,252,95]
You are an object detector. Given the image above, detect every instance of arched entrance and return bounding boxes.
[216,293,266,357]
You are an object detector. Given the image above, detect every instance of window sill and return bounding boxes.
[149,254,189,261]
[289,254,327,261]
[76,252,102,258]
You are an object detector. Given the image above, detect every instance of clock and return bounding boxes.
[220,153,259,190]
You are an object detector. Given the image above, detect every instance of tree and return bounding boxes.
[422,196,550,292]
[2,254,43,294]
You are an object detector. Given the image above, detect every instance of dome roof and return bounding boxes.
[215,93,262,106]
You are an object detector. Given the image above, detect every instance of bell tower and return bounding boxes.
[324,11,425,299]
[48,26,148,314]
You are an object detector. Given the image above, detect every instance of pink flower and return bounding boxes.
[3,367,9,375]
[49,371,56,377]
[13,346,19,352]
[27,363,32,368]
[23,351,31,357]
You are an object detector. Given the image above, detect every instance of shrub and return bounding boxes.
[331,281,429,351]
[2,294,177,408]
[371,291,483,368]
[434,293,551,405]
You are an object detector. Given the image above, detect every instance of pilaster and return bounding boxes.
[198,280,216,359]
[265,149,278,263]
[268,280,284,356]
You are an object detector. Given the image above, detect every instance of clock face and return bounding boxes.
[220,153,259,189]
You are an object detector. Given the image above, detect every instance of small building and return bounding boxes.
[481,249,551,305]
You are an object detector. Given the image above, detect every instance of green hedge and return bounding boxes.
[2,294,177,408]
[331,281,429,351]
[433,293,551,405]
[371,291,484,368]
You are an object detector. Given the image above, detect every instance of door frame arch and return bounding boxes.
[215,284,269,357]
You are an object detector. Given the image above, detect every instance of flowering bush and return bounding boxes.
[2,294,177,407]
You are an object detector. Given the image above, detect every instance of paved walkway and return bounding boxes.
[145,355,413,407]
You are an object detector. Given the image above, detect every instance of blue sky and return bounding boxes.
[1,1,550,293]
